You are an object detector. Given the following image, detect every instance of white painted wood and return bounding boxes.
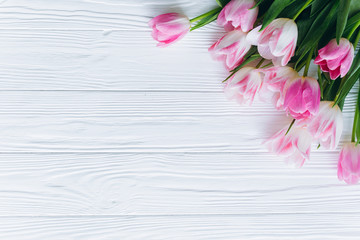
[0,153,359,217]
[1,214,360,240]
[0,0,358,239]
[0,91,355,153]
[0,29,226,91]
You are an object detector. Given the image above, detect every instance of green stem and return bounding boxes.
[293,0,313,21]
[352,106,359,142]
[347,21,360,39]
[303,50,313,77]
[353,29,360,48]
[351,87,360,142]
[260,62,273,68]
[255,58,265,68]
[324,79,335,100]
[190,7,221,23]
[285,119,296,135]
[317,66,323,99]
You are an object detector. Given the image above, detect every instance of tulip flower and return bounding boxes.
[224,67,262,105]
[247,18,298,66]
[258,66,299,109]
[217,0,258,32]
[283,77,320,120]
[338,143,360,184]
[314,38,354,80]
[148,13,190,47]
[209,30,251,70]
[305,101,343,150]
[265,125,313,168]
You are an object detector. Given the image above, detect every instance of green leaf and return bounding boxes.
[343,12,360,44]
[356,89,360,141]
[296,1,338,61]
[215,0,230,7]
[336,0,351,43]
[278,0,311,19]
[190,8,221,31]
[223,54,260,82]
[251,0,265,9]
[260,0,293,30]
[334,48,360,105]
[324,77,342,101]
[350,0,360,17]
[310,0,331,18]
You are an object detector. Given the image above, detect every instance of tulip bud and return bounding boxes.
[148,13,190,47]
[283,77,320,120]
[305,101,343,150]
[217,0,258,32]
[314,38,354,80]
[258,66,299,109]
[224,67,262,105]
[247,18,298,66]
[265,125,312,168]
[209,30,251,70]
[338,143,360,184]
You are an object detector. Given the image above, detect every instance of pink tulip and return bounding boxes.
[283,77,320,120]
[247,18,298,66]
[338,143,360,184]
[258,66,299,109]
[217,0,258,32]
[148,13,190,47]
[224,67,262,105]
[314,38,354,80]
[265,125,312,168]
[209,30,251,70]
[305,101,343,150]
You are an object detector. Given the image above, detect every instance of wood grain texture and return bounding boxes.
[0,0,359,239]
[1,214,360,240]
[0,29,227,91]
[0,91,355,153]
[0,0,220,30]
[0,153,359,217]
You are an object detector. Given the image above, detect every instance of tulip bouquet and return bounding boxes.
[149,0,360,184]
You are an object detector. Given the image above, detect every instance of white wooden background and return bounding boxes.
[0,0,360,239]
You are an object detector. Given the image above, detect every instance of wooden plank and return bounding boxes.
[0,91,354,153]
[0,214,360,239]
[0,0,220,30]
[0,29,228,91]
[0,153,359,216]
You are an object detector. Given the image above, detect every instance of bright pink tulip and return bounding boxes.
[209,30,251,70]
[224,67,262,105]
[265,125,312,168]
[283,77,320,120]
[305,101,343,150]
[314,38,354,80]
[338,143,360,184]
[148,13,190,47]
[247,18,298,66]
[217,0,258,32]
[258,66,299,109]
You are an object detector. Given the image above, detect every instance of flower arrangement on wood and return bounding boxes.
[149,0,360,184]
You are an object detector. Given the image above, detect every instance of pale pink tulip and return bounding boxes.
[148,13,190,47]
[338,143,360,184]
[258,66,299,109]
[305,101,343,150]
[224,67,262,105]
[265,125,312,168]
[314,38,354,80]
[247,18,298,66]
[209,30,251,70]
[217,0,258,32]
[283,77,320,120]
